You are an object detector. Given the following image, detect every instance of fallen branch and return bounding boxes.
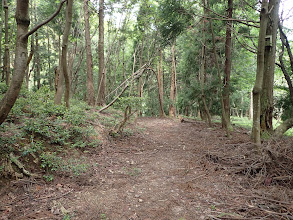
[99,64,148,113]
[235,194,292,205]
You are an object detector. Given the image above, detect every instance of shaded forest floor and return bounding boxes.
[1,117,293,219]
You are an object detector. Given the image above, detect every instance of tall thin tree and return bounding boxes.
[222,0,233,129]
[0,0,4,81]
[3,0,10,85]
[84,0,95,106]
[61,0,74,108]
[97,0,106,106]
[157,49,165,117]
[0,0,66,125]
[252,0,269,146]
[169,40,177,117]
[260,0,280,134]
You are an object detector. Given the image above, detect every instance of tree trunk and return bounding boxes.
[207,0,231,136]
[274,118,293,138]
[68,42,77,97]
[157,49,165,117]
[199,2,212,126]
[274,25,293,136]
[25,34,34,88]
[0,1,4,81]
[252,0,269,147]
[97,0,106,106]
[222,0,233,128]
[279,26,293,113]
[137,39,145,117]
[169,41,177,117]
[260,0,280,134]
[249,89,253,120]
[3,0,10,86]
[0,0,66,125]
[35,32,41,89]
[54,35,64,104]
[47,26,52,90]
[0,0,30,125]
[61,0,73,108]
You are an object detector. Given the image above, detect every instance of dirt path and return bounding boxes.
[1,118,292,219]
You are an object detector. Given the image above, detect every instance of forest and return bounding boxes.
[0,0,293,219]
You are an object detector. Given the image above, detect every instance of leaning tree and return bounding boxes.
[0,0,66,125]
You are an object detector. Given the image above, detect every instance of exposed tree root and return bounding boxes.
[8,153,40,178]
[274,118,293,138]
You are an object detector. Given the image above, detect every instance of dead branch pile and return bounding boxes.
[203,138,293,219]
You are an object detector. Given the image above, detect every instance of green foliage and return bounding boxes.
[275,89,292,121]
[23,117,70,145]
[0,82,8,94]
[96,107,123,127]
[61,158,89,176]
[40,152,89,177]
[0,87,100,178]
[113,96,143,110]
[21,138,44,156]
[40,152,61,172]
[158,0,192,43]
[62,214,72,220]
[11,86,66,118]
[100,213,108,220]
[43,174,54,182]
[0,123,24,154]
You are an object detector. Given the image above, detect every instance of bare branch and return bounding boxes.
[195,0,260,28]
[22,0,67,39]
[99,64,149,113]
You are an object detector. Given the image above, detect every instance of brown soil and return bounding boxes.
[0,117,292,220]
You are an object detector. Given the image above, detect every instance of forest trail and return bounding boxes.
[1,118,292,219]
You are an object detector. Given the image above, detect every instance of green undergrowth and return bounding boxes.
[96,96,140,135]
[0,85,126,181]
[229,116,293,136]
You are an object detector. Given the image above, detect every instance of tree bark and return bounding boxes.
[0,0,30,125]
[97,0,106,106]
[35,32,41,89]
[47,26,52,90]
[25,33,34,88]
[0,0,66,125]
[199,1,212,126]
[252,0,269,147]
[54,34,64,104]
[3,0,10,86]
[279,25,293,89]
[83,0,95,106]
[248,89,253,120]
[61,0,73,108]
[169,41,177,117]
[0,1,4,81]
[157,49,165,117]
[222,0,233,128]
[274,118,293,138]
[137,39,145,117]
[207,0,231,136]
[199,42,212,127]
[260,0,280,134]
[274,25,293,137]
